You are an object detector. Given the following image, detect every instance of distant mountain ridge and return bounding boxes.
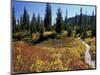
[67,14,95,24]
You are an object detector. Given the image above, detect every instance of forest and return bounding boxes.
[12,3,96,73]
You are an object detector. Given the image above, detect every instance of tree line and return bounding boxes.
[12,3,96,41]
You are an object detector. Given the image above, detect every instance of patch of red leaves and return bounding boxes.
[12,41,54,73]
[68,58,89,70]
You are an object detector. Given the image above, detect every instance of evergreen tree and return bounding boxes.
[84,11,88,27]
[84,11,88,31]
[12,7,16,33]
[78,8,83,36]
[75,13,78,35]
[36,14,41,32]
[81,11,88,39]
[44,3,52,31]
[22,7,29,32]
[64,9,68,30]
[26,14,30,32]
[40,19,44,40]
[55,8,63,34]
[67,24,72,37]
[91,11,96,36]
[30,13,37,34]
[81,11,87,39]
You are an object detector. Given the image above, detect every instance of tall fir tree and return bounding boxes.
[22,7,29,32]
[44,3,52,31]
[40,18,44,40]
[56,8,63,34]
[78,8,83,35]
[36,14,41,32]
[30,12,37,34]
[12,7,16,33]
[81,11,87,39]
[84,11,88,29]
[91,11,96,36]
[67,24,72,37]
[64,9,68,30]
[26,14,30,32]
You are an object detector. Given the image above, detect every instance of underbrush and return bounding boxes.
[12,37,89,73]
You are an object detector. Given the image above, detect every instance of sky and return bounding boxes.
[12,0,96,25]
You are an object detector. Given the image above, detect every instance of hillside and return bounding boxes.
[12,37,89,73]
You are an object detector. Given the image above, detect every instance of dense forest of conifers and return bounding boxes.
[12,3,96,41]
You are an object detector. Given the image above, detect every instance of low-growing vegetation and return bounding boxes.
[12,37,89,73]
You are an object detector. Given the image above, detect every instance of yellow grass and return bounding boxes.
[12,37,89,73]
[43,31,54,37]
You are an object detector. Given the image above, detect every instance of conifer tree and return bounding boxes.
[91,11,96,36]
[12,7,16,33]
[78,8,83,36]
[64,9,68,30]
[22,7,29,32]
[30,13,36,34]
[44,3,52,31]
[26,14,30,32]
[40,19,44,40]
[55,8,63,34]
[36,14,41,32]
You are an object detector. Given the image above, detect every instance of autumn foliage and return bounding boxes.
[12,37,89,73]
